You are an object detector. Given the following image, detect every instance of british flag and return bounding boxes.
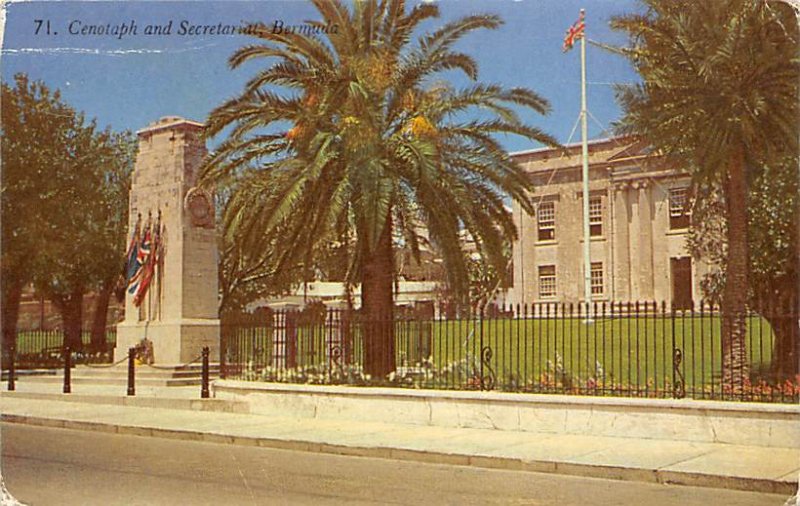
[128,223,152,297]
[124,216,141,291]
[134,220,160,307]
[562,9,586,52]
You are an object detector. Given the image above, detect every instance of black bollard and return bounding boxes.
[7,344,15,392]
[63,346,71,394]
[201,346,210,399]
[127,347,136,396]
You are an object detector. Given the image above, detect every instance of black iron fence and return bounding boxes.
[5,328,117,369]
[221,301,799,403]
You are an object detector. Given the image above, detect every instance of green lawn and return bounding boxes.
[226,314,777,396]
[412,316,775,394]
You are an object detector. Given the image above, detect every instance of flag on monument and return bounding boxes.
[562,9,585,52]
[124,216,142,292]
[134,216,161,307]
[129,220,152,297]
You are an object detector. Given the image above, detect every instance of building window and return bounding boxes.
[589,196,603,237]
[590,262,603,296]
[538,265,556,298]
[537,201,555,241]
[669,187,690,229]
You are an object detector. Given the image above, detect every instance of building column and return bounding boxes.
[628,182,642,300]
[512,203,525,306]
[512,201,538,307]
[612,182,631,300]
[637,181,655,300]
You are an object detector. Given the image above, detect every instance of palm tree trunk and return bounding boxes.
[767,289,799,380]
[721,146,750,394]
[361,212,395,379]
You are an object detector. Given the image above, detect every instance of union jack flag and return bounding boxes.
[125,217,143,293]
[134,218,161,307]
[562,9,585,52]
[124,217,141,284]
[128,221,152,297]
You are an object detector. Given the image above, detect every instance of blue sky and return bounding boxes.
[1,0,641,152]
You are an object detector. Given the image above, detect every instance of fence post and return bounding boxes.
[479,308,485,390]
[286,310,297,370]
[219,323,227,380]
[671,304,686,399]
[63,346,72,394]
[671,303,677,399]
[127,347,136,396]
[7,344,15,391]
[201,346,210,399]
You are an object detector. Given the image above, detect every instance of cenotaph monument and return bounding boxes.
[116,117,220,364]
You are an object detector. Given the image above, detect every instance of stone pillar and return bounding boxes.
[637,181,655,300]
[612,182,631,300]
[116,117,220,364]
[512,201,537,306]
[511,203,525,307]
[628,182,642,300]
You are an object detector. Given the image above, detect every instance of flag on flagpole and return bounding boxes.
[124,215,142,292]
[129,216,152,298]
[134,214,161,307]
[562,9,586,52]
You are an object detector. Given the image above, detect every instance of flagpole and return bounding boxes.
[580,11,593,321]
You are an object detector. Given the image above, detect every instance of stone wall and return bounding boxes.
[213,380,800,449]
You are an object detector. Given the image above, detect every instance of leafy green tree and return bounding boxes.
[2,73,134,352]
[688,156,799,378]
[467,254,509,314]
[1,74,78,351]
[88,131,136,350]
[29,117,115,350]
[200,0,557,377]
[611,0,799,390]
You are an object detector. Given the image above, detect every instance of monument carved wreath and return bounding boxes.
[184,187,214,228]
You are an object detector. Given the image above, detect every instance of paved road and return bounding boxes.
[1,423,791,506]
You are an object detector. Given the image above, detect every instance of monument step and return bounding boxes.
[12,375,213,387]
[86,363,217,372]
[1,369,58,379]
[70,366,219,379]
[12,364,219,387]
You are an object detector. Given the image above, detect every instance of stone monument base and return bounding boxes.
[116,319,220,364]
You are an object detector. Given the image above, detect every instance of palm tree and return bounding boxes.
[200,0,557,378]
[611,0,798,392]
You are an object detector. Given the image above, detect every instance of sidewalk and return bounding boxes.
[1,383,798,495]
[1,381,247,412]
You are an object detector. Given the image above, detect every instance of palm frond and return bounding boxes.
[202,1,557,305]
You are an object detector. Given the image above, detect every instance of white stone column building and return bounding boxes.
[509,136,706,308]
